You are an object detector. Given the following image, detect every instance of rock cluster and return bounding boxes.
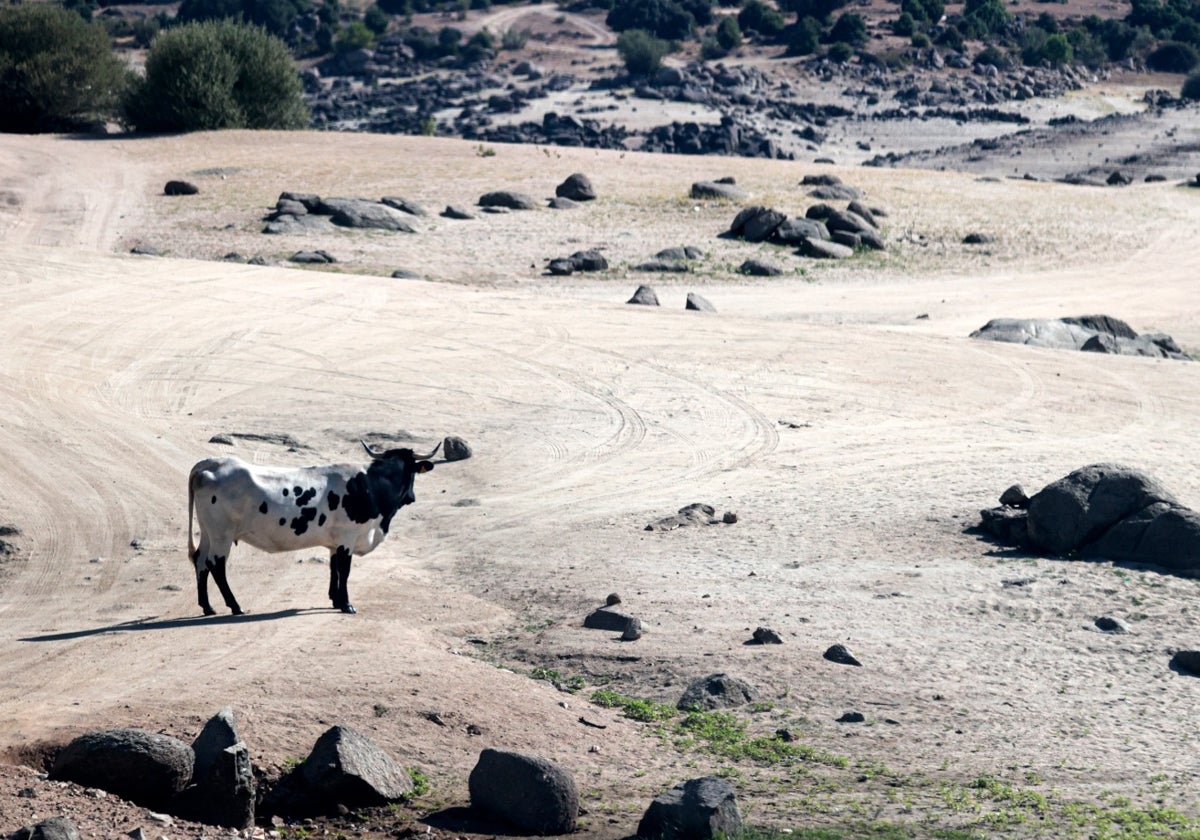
[970,314,1192,360]
[976,463,1200,574]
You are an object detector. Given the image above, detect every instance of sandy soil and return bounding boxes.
[1,130,1199,838]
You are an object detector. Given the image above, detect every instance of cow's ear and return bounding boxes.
[416,461,435,474]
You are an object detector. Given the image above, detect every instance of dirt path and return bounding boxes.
[1,132,1199,838]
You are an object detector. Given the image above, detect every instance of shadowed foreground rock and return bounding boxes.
[976,464,1200,574]
[49,728,194,809]
[13,817,81,840]
[299,725,414,807]
[637,777,742,840]
[468,749,578,835]
[177,707,254,828]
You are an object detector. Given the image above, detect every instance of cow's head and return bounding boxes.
[361,440,440,474]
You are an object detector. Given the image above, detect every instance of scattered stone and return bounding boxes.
[685,292,716,313]
[478,190,537,210]
[442,436,472,461]
[798,239,854,259]
[621,617,644,641]
[192,707,240,782]
[468,749,578,835]
[209,434,235,446]
[751,627,782,644]
[262,214,333,235]
[441,205,476,220]
[13,817,82,840]
[547,196,580,209]
[584,606,636,632]
[627,285,660,306]
[130,244,165,256]
[836,711,866,723]
[319,198,417,232]
[738,257,784,276]
[999,484,1029,508]
[800,173,842,186]
[569,249,608,271]
[391,269,422,279]
[547,258,576,275]
[555,173,596,201]
[963,232,996,244]
[691,181,750,201]
[605,593,622,606]
[823,643,862,666]
[655,246,704,261]
[299,725,414,806]
[1107,170,1132,186]
[1094,616,1129,633]
[677,673,755,710]
[289,250,336,264]
[807,183,863,200]
[164,180,199,196]
[646,502,721,530]
[770,217,830,246]
[50,729,194,809]
[637,777,742,840]
[722,511,737,524]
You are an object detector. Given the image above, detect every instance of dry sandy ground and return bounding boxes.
[1,131,1199,838]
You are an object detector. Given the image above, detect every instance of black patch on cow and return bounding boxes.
[282,488,289,496]
[291,507,317,536]
[296,487,317,506]
[279,517,286,527]
[342,449,422,534]
[293,486,303,498]
[319,513,327,527]
[211,495,217,504]
[259,501,268,514]
[327,491,340,511]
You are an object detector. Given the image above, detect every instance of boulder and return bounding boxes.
[50,729,194,808]
[677,673,755,711]
[547,258,576,276]
[738,257,784,277]
[655,246,704,261]
[1084,502,1200,573]
[627,285,660,306]
[963,232,996,245]
[1026,464,1177,556]
[691,181,749,201]
[441,205,476,220]
[1000,485,1030,508]
[1171,650,1200,675]
[468,749,578,835]
[478,190,537,210]
[752,627,783,644]
[570,250,608,272]
[192,707,240,782]
[584,606,636,631]
[807,183,863,200]
[729,205,767,236]
[636,777,742,840]
[442,436,472,461]
[547,197,580,210]
[685,292,716,313]
[380,195,427,216]
[289,250,336,264]
[798,239,854,259]
[299,725,414,807]
[555,173,596,201]
[742,209,786,243]
[262,215,333,235]
[634,260,689,273]
[770,218,829,245]
[823,643,862,666]
[278,192,322,212]
[176,742,254,829]
[977,506,1030,547]
[621,617,644,641]
[320,198,416,232]
[164,180,199,196]
[12,817,81,840]
[1094,616,1129,633]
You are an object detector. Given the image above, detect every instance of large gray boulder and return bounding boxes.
[770,217,829,245]
[970,315,1192,360]
[1085,503,1200,573]
[317,198,417,231]
[478,190,537,210]
[12,817,81,840]
[637,777,742,840]
[1026,464,1177,556]
[469,749,578,835]
[192,707,240,782]
[50,728,194,808]
[299,725,413,807]
[556,173,596,201]
[677,673,755,711]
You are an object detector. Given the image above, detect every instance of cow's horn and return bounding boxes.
[361,439,383,459]
[421,441,443,460]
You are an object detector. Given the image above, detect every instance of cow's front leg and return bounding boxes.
[195,563,216,616]
[209,554,244,615]
[330,545,355,614]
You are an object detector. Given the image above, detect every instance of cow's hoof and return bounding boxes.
[202,607,216,616]
[231,607,245,616]
[340,603,357,615]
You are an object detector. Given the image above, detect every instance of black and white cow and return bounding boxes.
[187,441,440,616]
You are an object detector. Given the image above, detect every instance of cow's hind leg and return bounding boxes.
[329,545,356,614]
[193,538,219,616]
[210,554,244,615]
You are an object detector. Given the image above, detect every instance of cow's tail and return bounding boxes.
[187,465,198,563]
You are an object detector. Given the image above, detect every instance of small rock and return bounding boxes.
[722,511,737,524]
[836,711,865,723]
[627,285,660,306]
[999,484,1029,508]
[441,205,476,220]
[164,180,199,196]
[547,196,580,210]
[1171,650,1200,675]
[605,593,622,606]
[751,627,782,644]
[584,606,636,632]
[823,643,862,666]
[621,617,644,641]
[442,436,472,461]
[637,777,742,840]
[555,173,596,201]
[685,292,716,313]
[209,434,235,446]
[289,250,336,264]
[678,673,755,710]
[963,232,996,245]
[13,817,82,840]
[738,257,784,277]
[1095,616,1129,633]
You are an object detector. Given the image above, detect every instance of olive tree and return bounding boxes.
[0,4,130,132]
[123,21,309,132]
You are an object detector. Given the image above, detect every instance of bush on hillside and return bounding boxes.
[1181,69,1200,98]
[1146,39,1200,72]
[176,0,309,43]
[122,21,309,132]
[738,0,785,36]
[607,0,695,40]
[827,12,867,46]
[785,14,822,54]
[0,4,130,132]
[616,28,672,74]
[716,14,742,49]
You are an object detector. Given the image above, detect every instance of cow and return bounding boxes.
[187,441,440,616]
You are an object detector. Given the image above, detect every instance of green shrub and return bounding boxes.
[1146,39,1200,72]
[607,0,695,40]
[738,0,785,35]
[1182,69,1200,98]
[827,11,866,46]
[616,28,671,75]
[176,0,309,44]
[363,4,390,34]
[122,21,309,132]
[0,4,130,132]
[716,14,742,49]
[892,12,916,36]
[900,0,942,24]
[911,31,931,47]
[1042,32,1073,65]
[975,43,1011,67]
[785,14,822,54]
[826,40,854,62]
[500,26,531,49]
[336,20,375,51]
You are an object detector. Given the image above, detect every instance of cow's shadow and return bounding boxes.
[19,608,325,642]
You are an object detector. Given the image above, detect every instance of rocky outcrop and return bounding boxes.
[50,729,194,809]
[970,315,1192,360]
[637,777,742,840]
